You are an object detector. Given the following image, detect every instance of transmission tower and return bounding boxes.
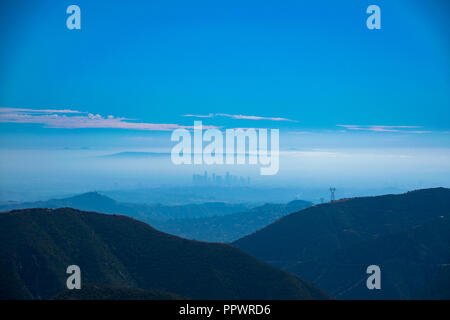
[329,187,336,202]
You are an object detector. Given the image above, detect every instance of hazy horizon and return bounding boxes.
[1,0,449,202]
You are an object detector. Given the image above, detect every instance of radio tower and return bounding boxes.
[329,187,336,202]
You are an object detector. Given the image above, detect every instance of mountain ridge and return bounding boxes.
[0,207,328,300]
[234,187,450,299]
[0,192,311,242]
[0,192,251,220]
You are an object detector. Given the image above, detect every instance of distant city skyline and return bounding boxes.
[193,171,250,187]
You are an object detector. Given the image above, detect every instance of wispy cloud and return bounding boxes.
[183,113,214,118]
[337,125,431,134]
[0,107,84,114]
[0,108,217,131]
[183,113,298,122]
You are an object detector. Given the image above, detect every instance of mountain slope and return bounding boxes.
[53,284,183,300]
[234,188,450,299]
[0,208,328,300]
[290,217,450,299]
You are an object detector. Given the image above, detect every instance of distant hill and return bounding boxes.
[99,152,170,158]
[234,188,450,299]
[0,192,311,242]
[0,208,328,300]
[152,200,312,242]
[102,186,307,205]
[0,192,250,221]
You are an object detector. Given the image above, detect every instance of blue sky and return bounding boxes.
[1,0,449,134]
[0,0,449,199]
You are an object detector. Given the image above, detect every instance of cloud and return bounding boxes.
[0,107,84,114]
[183,113,214,118]
[337,125,430,134]
[183,113,297,122]
[0,107,217,131]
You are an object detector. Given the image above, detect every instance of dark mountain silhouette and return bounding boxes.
[153,200,312,242]
[0,208,328,300]
[234,188,450,299]
[0,192,250,221]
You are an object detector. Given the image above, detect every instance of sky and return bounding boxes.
[0,0,449,200]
